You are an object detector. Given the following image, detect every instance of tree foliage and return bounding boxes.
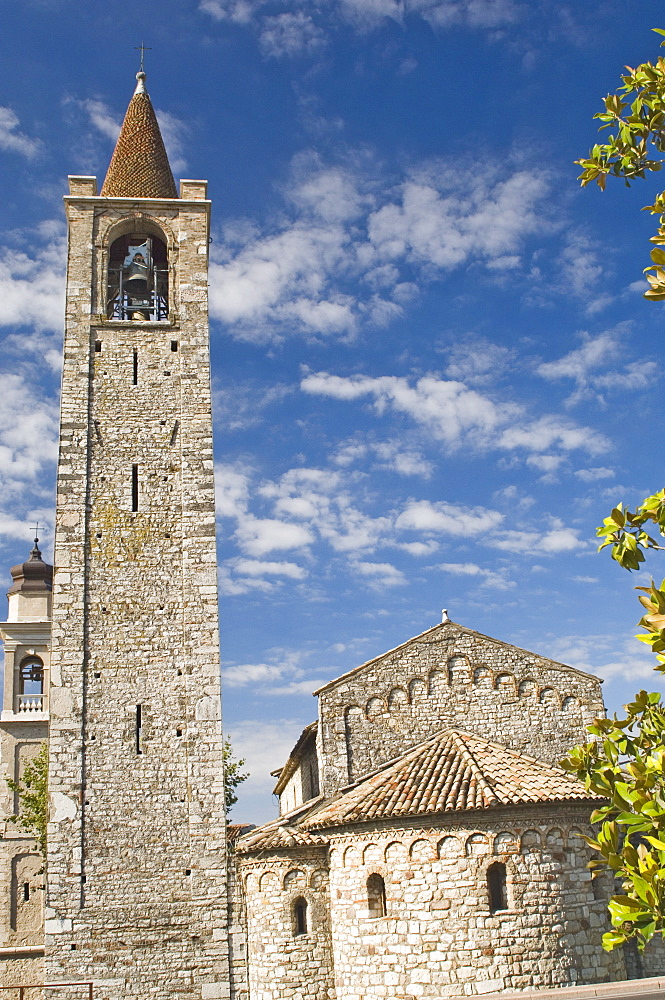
[5,743,48,865]
[566,30,665,952]
[223,737,249,813]
[561,490,665,951]
[576,29,665,300]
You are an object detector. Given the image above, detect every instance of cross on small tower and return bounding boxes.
[134,43,152,73]
[32,522,39,544]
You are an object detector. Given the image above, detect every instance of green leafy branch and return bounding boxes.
[223,737,249,813]
[563,692,665,950]
[576,29,665,299]
[5,743,48,865]
[596,489,665,666]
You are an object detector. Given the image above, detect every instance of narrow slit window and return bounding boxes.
[133,350,138,385]
[293,897,308,936]
[135,704,142,755]
[94,340,102,353]
[487,862,508,913]
[367,874,386,918]
[171,340,178,352]
[131,464,139,512]
[23,882,30,902]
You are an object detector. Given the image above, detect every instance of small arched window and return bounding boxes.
[367,873,387,918]
[19,658,43,696]
[487,862,508,913]
[107,232,169,321]
[293,897,308,936]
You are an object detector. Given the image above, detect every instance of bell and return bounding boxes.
[123,260,149,295]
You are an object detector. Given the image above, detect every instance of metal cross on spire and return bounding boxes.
[32,522,39,543]
[134,42,152,73]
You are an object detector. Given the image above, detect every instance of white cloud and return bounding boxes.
[0,237,66,333]
[302,370,607,456]
[224,662,286,687]
[352,560,406,587]
[556,232,605,305]
[546,633,658,684]
[395,540,439,556]
[217,564,275,595]
[225,717,311,823]
[0,372,59,493]
[209,155,550,341]
[154,108,189,175]
[234,558,308,579]
[438,561,514,590]
[444,337,513,385]
[215,463,252,520]
[395,499,503,536]
[260,12,326,57]
[301,371,516,447]
[78,98,120,142]
[575,466,614,482]
[332,436,432,477]
[368,169,545,270]
[260,466,392,553]
[0,107,40,158]
[488,523,584,556]
[497,414,606,456]
[209,221,357,339]
[235,516,314,557]
[200,0,517,41]
[536,328,658,407]
[199,0,262,23]
[0,368,59,551]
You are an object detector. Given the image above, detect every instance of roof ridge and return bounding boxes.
[450,731,501,807]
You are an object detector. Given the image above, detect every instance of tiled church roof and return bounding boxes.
[303,729,597,830]
[101,72,177,199]
[235,729,598,853]
[234,816,328,854]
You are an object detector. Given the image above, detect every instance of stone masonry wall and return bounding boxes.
[278,743,320,816]
[238,848,335,1000]
[326,805,625,999]
[227,841,249,1000]
[317,623,605,794]
[45,185,229,999]
[0,727,46,952]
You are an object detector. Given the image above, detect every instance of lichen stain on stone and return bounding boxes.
[89,500,166,565]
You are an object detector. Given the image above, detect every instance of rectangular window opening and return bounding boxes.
[23,882,30,902]
[136,704,142,755]
[133,349,138,385]
[131,464,139,512]
[171,340,178,352]
[94,340,102,353]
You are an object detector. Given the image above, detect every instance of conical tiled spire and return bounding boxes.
[101,72,177,199]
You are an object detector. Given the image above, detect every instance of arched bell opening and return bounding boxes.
[18,656,44,713]
[107,232,169,321]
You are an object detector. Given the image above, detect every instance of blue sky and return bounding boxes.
[1,0,664,823]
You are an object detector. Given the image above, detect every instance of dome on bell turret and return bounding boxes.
[7,536,53,597]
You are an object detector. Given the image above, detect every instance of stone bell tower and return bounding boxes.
[45,71,229,999]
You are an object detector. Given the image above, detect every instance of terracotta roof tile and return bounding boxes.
[302,729,597,830]
[234,816,327,854]
[101,73,177,199]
